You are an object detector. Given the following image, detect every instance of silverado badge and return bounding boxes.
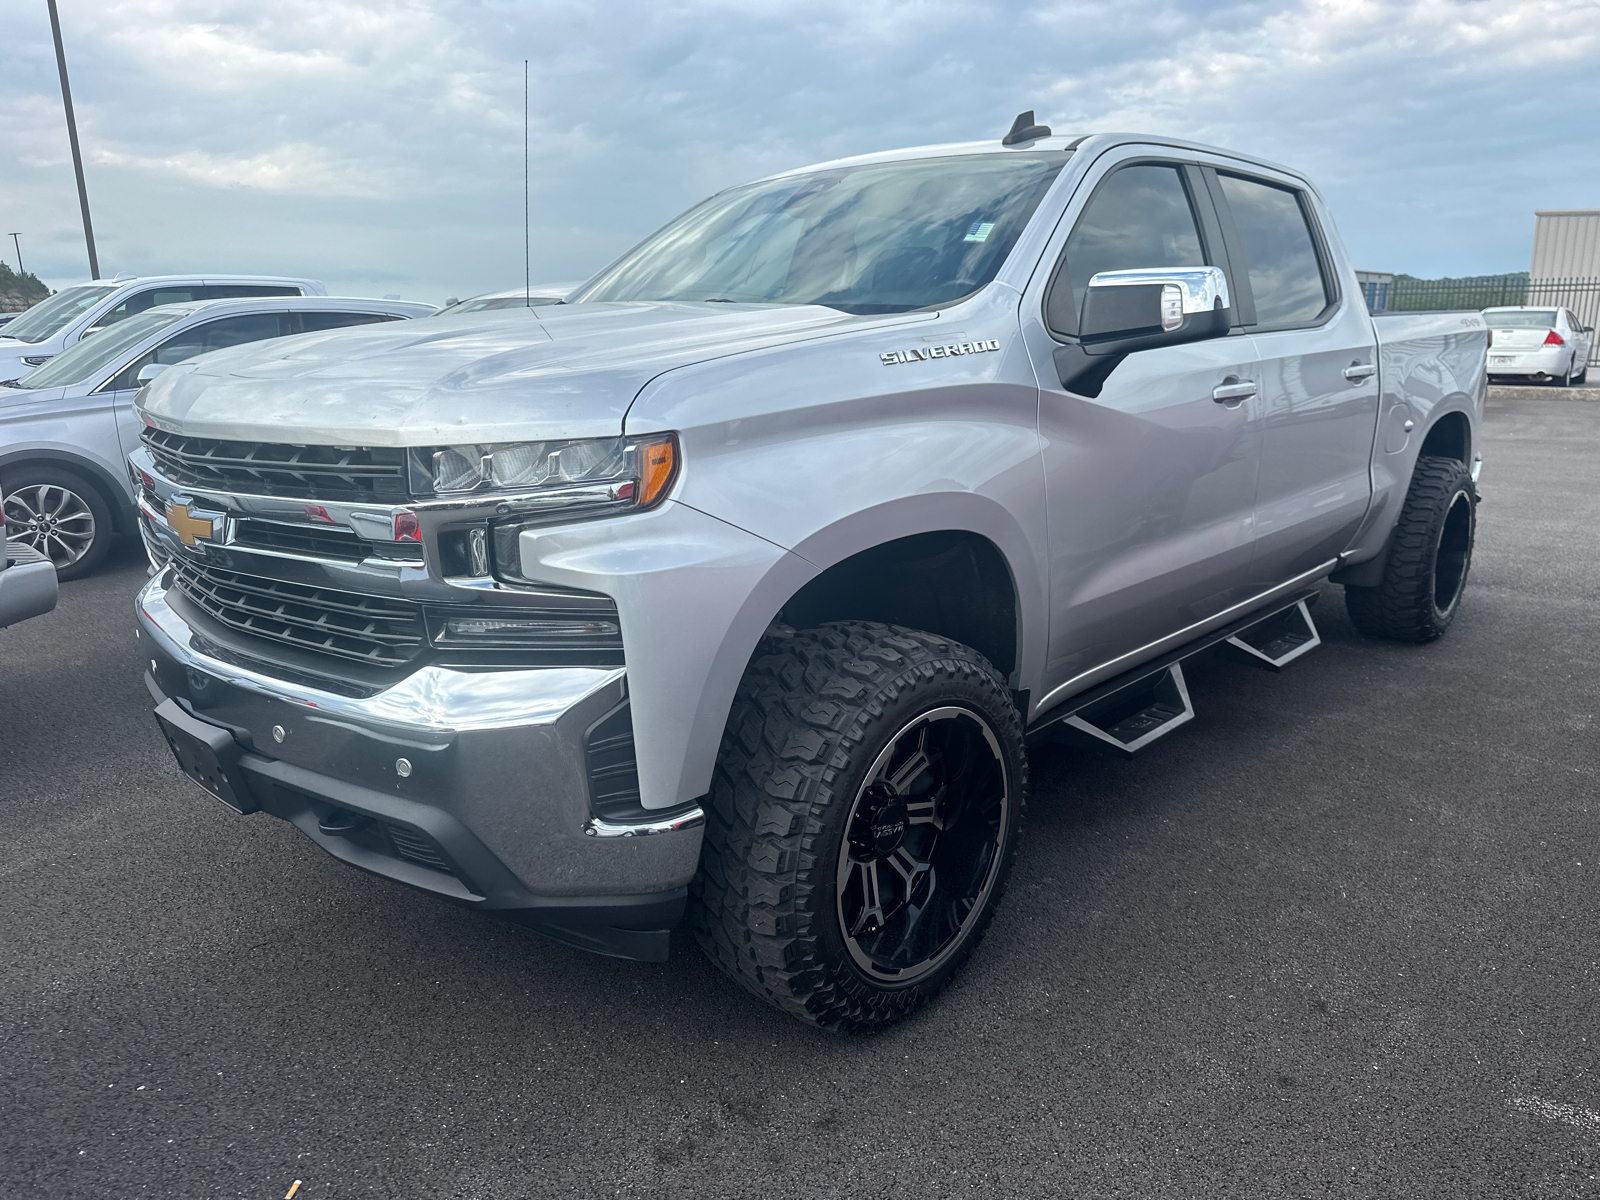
[881,339,1000,366]
[165,501,216,547]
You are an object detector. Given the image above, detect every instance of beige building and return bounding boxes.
[1530,210,1600,281]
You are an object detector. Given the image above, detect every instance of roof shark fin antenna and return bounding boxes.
[1002,110,1051,146]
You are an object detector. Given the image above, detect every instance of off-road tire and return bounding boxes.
[1344,455,1476,643]
[689,621,1026,1031]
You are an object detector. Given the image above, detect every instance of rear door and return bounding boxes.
[1022,153,1264,695]
[1211,169,1379,584]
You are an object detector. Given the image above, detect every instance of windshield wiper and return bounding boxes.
[0,379,33,388]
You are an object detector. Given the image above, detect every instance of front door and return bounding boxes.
[1025,158,1264,696]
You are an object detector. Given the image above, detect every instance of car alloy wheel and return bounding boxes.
[4,483,98,568]
[834,704,1010,985]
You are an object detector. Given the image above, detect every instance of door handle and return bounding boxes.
[1211,377,1256,404]
[1343,363,1377,381]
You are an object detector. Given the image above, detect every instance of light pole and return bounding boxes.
[46,0,99,279]
[7,234,21,275]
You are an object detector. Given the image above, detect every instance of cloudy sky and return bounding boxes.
[3,0,1597,304]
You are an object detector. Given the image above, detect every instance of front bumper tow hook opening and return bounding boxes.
[318,809,371,837]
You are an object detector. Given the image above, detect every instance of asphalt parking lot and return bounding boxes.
[3,391,1597,1199]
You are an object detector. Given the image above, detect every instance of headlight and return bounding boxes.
[420,434,677,506]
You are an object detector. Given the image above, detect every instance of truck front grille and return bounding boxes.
[232,518,368,562]
[142,428,409,502]
[169,559,426,667]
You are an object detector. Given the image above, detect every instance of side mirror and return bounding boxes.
[1080,266,1231,352]
[1054,266,1231,397]
[136,363,168,385]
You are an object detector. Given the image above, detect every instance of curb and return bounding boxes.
[1487,385,1600,403]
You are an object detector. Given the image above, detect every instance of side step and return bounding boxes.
[1057,663,1194,757]
[1221,599,1321,672]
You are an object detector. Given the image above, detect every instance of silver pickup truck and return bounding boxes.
[132,119,1486,1030]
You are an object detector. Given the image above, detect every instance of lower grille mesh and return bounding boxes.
[169,559,425,667]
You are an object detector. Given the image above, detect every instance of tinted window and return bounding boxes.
[1482,309,1555,329]
[107,313,285,391]
[0,284,119,343]
[299,311,395,332]
[1217,174,1330,327]
[576,154,1065,315]
[200,285,300,300]
[88,287,205,330]
[1053,164,1205,333]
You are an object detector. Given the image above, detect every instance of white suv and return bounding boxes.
[0,274,325,384]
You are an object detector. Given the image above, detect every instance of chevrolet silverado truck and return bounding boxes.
[132,118,1486,1031]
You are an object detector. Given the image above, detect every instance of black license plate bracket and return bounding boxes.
[153,698,260,815]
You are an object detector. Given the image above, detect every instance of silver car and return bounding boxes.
[1,296,434,578]
[0,274,326,384]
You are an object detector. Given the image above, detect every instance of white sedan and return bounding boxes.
[1483,305,1593,386]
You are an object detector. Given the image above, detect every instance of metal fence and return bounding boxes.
[1372,275,1600,366]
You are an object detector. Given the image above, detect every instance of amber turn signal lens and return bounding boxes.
[637,436,678,508]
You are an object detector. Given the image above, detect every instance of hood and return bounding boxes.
[139,301,897,446]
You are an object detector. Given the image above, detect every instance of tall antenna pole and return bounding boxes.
[7,234,22,275]
[524,59,530,308]
[47,0,99,279]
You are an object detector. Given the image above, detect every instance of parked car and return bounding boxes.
[0,495,57,630]
[0,274,326,383]
[132,123,1487,1030]
[433,283,583,315]
[1,296,433,578]
[1483,305,1592,385]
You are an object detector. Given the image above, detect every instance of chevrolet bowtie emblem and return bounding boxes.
[165,501,215,547]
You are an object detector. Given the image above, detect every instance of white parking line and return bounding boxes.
[1508,1096,1600,1132]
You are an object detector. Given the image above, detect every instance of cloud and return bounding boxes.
[2,0,1596,301]
[91,142,390,196]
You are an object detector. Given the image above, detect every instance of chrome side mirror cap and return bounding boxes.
[1054,266,1233,399]
[136,363,169,385]
[1081,266,1231,345]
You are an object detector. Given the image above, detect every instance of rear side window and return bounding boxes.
[106,313,286,391]
[1216,174,1330,327]
[299,311,395,332]
[1050,164,1205,335]
[199,285,300,300]
[89,287,205,330]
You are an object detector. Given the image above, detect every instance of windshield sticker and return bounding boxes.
[963,222,996,243]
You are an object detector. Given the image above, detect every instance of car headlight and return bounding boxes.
[416,434,678,511]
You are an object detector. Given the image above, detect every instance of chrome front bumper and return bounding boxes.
[135,573,705,961]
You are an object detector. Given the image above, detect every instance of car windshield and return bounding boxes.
[1,284,119,344]
[574,153,1066,315]
[1484,309,1557,328]
[17,311,185,389]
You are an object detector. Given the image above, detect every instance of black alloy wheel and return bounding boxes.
[835,706,1010,985]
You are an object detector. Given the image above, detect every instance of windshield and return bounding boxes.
[18,311,184,389]
[574,153,1066,315]
[1,284,119,344]
[1484,309,1557,328]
